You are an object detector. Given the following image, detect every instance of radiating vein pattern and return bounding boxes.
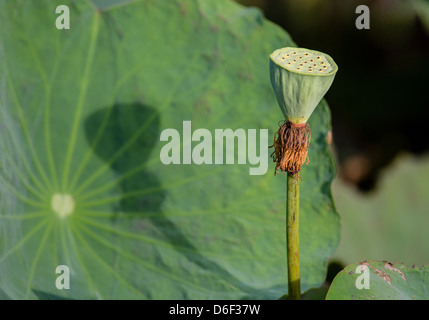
[0,0,339,300]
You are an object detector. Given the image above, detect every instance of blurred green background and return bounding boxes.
[239,0,429,271]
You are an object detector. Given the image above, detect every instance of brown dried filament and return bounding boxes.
[270,121,311,175]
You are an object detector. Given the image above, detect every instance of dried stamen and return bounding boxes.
[269,121,311,175]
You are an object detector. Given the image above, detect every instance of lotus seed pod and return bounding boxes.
[269,47,338,124]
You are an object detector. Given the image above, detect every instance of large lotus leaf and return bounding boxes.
[332,155,429,267]
[326,260,429,300]
[0,0,339,299]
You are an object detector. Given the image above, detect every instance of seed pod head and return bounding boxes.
[269,47,338,124]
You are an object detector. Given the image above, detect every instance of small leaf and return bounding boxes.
[326,260,429,300]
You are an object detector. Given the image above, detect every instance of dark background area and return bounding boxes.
[238,0,429,191]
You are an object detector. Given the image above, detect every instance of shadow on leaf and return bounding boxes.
[84,103,268,299]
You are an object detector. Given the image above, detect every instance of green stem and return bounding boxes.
[286,173,301,300]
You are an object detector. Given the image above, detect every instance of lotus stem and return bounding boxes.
[269,46,338,301]
[286,173,301,299]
